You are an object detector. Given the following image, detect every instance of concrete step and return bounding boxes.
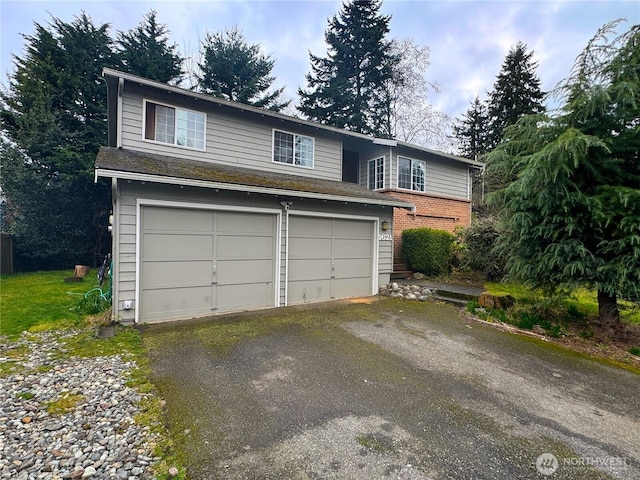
[390,270,413,280]
[432,288,479,302]
[432,294,471,306]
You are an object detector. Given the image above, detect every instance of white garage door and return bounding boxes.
[288,216,374,304]
[140,206,277,322]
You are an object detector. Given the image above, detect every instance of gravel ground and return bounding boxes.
[0,330,159,480]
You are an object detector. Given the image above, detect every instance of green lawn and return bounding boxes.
[485,282,640,324]
[0,270,95,336]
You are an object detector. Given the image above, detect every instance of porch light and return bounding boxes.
[381,221,390,231]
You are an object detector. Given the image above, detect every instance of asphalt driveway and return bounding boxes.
[143,298,639,479]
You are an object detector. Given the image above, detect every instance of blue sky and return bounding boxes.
[1,0,638,121]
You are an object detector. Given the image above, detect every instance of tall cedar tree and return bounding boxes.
[486,42,545,150]
[198,27,289,111]
[297,0,398,136]
[487,21,640,327]
[453,96,489,160]
[116,10,184,84]
[1,13,120,269]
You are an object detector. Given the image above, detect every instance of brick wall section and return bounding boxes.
[383,190,472,262]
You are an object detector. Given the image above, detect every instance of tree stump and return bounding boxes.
[74,265,90,278]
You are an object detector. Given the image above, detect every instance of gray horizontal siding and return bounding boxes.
[425,158,469,199]
[390,154,469,200]
[120,86,342,181]
[116,197,137,323]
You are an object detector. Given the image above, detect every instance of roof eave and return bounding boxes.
[95,168,415,210]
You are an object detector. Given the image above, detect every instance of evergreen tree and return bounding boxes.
[1,13,119,269]
[197,26,289,111]
[117,10,184,84]
[453,96,489,160]
[297,0,398,136]
[486,42,545,150]
[486,21,640,327]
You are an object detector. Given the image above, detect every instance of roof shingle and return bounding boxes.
[95,147,414,209]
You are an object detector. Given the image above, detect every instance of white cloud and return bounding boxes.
[1,0,638,119]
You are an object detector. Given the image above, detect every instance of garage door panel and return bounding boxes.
[288,279,332,303]
[142,260,212,288]
[217,259,274,284]
[333,258,371,279]
[333,277,372,297]
[143,233,213,259]
[144,207,213,232]
[217,211,274,234]
[289,259,332,281]
[217,234,274,258]
[289,216,332,237]
[289,237,332,258]
[333,219,371,237]
[333,238,372,258]
[140,286,213,322]
[216,283,274,311]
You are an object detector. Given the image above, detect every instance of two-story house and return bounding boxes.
[96,68,481,324]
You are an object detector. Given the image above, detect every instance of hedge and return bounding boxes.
[401,227,453,276]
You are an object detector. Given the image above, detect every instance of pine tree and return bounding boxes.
[297,0,398,136]
[486,42,545,150]
[197,26,289,111]
[117,10,184,84]
[487,22,640,327]
[453,96,489,160]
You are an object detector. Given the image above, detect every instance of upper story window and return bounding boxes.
[144,100,206,151]
[398,156,426,192]
[273,130,314,168]
[368,157,384,190]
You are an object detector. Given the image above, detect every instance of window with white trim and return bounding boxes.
[144,100,206,150]
[398,156,426,192]
[368,157,384,190]
[273,130,314,168]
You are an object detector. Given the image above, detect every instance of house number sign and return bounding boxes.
[378,233,392,241]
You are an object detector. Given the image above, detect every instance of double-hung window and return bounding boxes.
[368,157,384,190]
[273,130,314,168]
[144,101,206,150]
[398,156,426,192]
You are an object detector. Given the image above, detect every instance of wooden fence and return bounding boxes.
[1,234,13,274]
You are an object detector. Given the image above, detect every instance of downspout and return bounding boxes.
[116,77,124,148]
[282,204,291,306]
[111,178,119,323]
[389,145,393,189]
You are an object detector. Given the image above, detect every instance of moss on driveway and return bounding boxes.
[142,298,638,480]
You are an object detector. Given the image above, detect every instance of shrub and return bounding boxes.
[75,290,111,315]
[458,216,506,280]
[401,228,453,276]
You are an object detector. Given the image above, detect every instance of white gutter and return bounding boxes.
[95,168,415,210]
